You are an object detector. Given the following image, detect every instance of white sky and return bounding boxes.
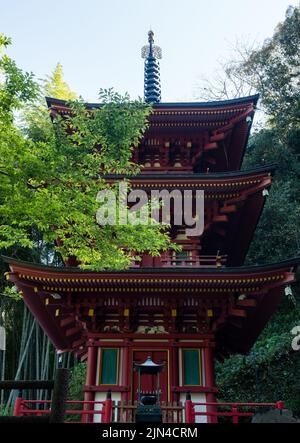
[0,0,299,102]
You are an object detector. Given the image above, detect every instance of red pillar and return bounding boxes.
[171,344,179,403]
[153,256,162,267]
[83,343,97,423]
[13,396,23,417]
[185,395,195,423]
[121,343,129,402]
[142,253,153,267]
[102,391,113,423]
[204,346,217,423]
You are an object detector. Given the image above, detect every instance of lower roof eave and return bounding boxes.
[3,256,299,357]
[2,256,300,275]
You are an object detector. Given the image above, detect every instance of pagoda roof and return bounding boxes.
[153,95,259,108]
[46,94,259,111]
[4,256,299,357]
[106,165,275,266]
[4,255,299,275]
[4,255,299,274]
[105,164,276,180]
[46,94,258,172]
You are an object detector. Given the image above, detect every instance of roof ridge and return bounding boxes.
[46,94,260,110]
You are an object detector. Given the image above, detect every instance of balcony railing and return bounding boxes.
[160,254,227,268]
[12,395,284,423]
[130,254,227,268]
[13,397,112,423]
[185,397,285,424]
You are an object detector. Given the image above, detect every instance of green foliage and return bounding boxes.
[68,362,87,402]
[247,180,300,263]
[0,34,172,392]
[43,63,77,101]
[0,37,173,271]
[0,34,37,124]
[243,129,300,264]
[2,284,21,301]
[216,298,300,415]
[22,62,77,143]
[0,36,41,385]
[240,6,300,134]
[0,404,13,416]
[65,362,87,421]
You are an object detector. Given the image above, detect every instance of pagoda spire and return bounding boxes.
[141,30,162,103]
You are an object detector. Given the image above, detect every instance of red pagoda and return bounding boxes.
[5,31,298,423]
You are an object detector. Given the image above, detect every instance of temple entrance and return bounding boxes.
[132,350,168,403]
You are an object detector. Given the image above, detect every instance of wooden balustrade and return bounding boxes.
[112,401,184,423]
[12,395,284,423]
[131,254,227,268]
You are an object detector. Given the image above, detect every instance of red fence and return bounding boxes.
[13,395,284,423]
[13,398,112,423]
[185,399,285,423]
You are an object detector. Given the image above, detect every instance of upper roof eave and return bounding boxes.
[105,164,277,180]
[45,94,260,111]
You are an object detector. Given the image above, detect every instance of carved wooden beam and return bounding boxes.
[65,326,82,337]
[228,308,247,318]
[236,299,257,308]
[210,132,226,142]
[60,317,75,328]
[220,204,237,214]
[212,214,229,223]
[204,142,218,152]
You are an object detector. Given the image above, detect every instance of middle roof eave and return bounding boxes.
[4,256,299,277]
[104,164,277,181]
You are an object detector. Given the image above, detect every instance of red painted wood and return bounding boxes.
[6,93,298,420]
[172,386,217,393]
[204,347,217,423]
[185,399,194,423]
[122,345,129,402]
[13,397,23,417]
[171,345,179,402]
[186,400,284,423]
[84,385,129,393]
[83,345,97,423]
[102,398,112,423]
[88,333,213,341]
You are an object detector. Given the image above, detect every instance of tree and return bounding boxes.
[240,5,300,135]
[0,33,50,405]
[22,62,77,143]
[0,37,173,271]
[0,34,173,408]
[199,6,300,416]
[197,5,300,137]
[196,40,256,101]
[43,62,77,101]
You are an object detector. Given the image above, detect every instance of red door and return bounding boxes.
[132,350,168,402]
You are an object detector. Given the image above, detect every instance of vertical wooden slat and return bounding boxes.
[112,400,115,423]
[110,400,186,423]
[162,400,166,422]
[168,402,172,423]
[117,400,121,423]
[179,401,183,423]
[172,401,176,423]
[128,400,132,423]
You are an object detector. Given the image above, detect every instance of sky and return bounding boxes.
[0,0,299,102]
